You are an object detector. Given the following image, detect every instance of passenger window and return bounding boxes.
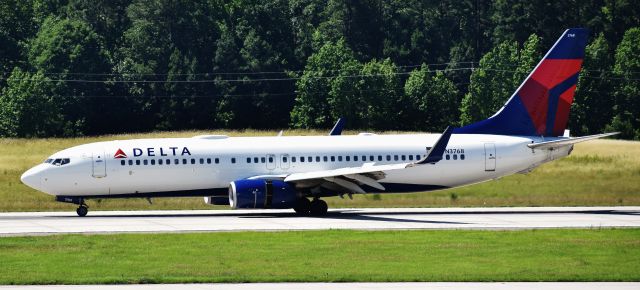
[166,159,171,165]
[354,156,358,161]
[283,156,288,163]
[143,160,148,165]
[159,159,163,165]
[200,158,204,164]
[136,160,141,165]
[307,156,312,162]
[261,157,266,163]
[394,155,398,161]
[269,157,274,163]
[401,155,406,161]
[338,156,342,162]
[128,160,133,165]
[215,158,220,164]
[247,157,251,163]
[174,159,179,165]
[416,155,421,160]
[252,157,257,163]
[331,156,335,162]
[231,158,236,164]
[190,159,196,164]
[370,156,374,161]
[292,157,297,162]
[453,154,458,160]
[206,158,211,164]
[446,155,450,160]
[301,157,305,162]
[316,156,320,162]
[150,159,155,165]
[346,156,350,161]
[323,156,328,162]
[121,160,125,166]
[362,155,367,161]
[408,155,413,161]
[461,154,465,160]
[182,159,187,164]
[386,155,391,161]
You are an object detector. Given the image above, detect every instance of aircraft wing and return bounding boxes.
[527,132,618,150]
[282,127,454,193]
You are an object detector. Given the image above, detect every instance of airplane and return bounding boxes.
[21,28,617,217]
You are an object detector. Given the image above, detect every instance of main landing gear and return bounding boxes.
[294,197,328,216]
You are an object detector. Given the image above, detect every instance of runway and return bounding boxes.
[1,283,639,290]
[1,206,638,236]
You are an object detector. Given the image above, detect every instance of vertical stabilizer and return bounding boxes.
[455,28,589,137]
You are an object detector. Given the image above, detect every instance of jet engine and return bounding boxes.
[229,179,298,209]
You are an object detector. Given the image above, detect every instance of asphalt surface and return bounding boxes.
[1,283,639,290]
[0,207,638,236]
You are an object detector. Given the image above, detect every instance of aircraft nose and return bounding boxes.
[21,165,44,190]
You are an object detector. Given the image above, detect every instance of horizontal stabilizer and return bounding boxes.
[527,132,619,150]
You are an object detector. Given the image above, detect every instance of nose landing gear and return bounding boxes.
[76,204,88,217]
[55,196,89,217]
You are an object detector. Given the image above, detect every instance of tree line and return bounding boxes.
[1,0,639,139]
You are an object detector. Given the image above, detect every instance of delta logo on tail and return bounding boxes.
[114,149,127,159]
[455,28,589,137]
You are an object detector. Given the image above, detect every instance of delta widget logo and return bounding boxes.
[114,149,127,159]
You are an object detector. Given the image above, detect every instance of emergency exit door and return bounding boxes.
[484,143,496,171]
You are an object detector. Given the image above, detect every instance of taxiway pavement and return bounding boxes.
[0,207,638,236]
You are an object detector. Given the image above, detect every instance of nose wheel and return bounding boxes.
[76,204,88,217]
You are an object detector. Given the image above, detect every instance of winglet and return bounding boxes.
[414,126,454,165]
[329,118,346,136]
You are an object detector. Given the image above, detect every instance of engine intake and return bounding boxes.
[229,179,298,209]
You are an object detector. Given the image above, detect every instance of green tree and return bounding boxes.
[353,58,402,129]
[459,40,519,125]
[404,65,460,131]
[608,27,640,139]
[571,33,615,136]
[27,16,111,136]
[291,39,358,128]
[460,34,541,126]
[0,0,35,79]
[0,68,64,137]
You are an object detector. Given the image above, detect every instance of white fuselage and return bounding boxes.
[21,133,571,198]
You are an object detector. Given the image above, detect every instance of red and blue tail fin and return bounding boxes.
[455,28,589,137]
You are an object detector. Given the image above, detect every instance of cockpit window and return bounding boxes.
[43,159,53,164]
[50,158,70,166]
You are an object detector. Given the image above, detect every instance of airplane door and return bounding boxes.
[266,154,276,170]
[280,154,290,170]
[92,151,107,178]
[484,143,496,171]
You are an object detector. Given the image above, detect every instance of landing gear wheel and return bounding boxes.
[309,199,328,216]
[76,205,88,217]
[294,198,311,215]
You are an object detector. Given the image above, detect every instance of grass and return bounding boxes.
[1,130,639,211]
[0,229,637,284]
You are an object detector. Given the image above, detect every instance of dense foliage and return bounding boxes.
[0,0,639,138]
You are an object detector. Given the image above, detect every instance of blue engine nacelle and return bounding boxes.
[229,179,299,209]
